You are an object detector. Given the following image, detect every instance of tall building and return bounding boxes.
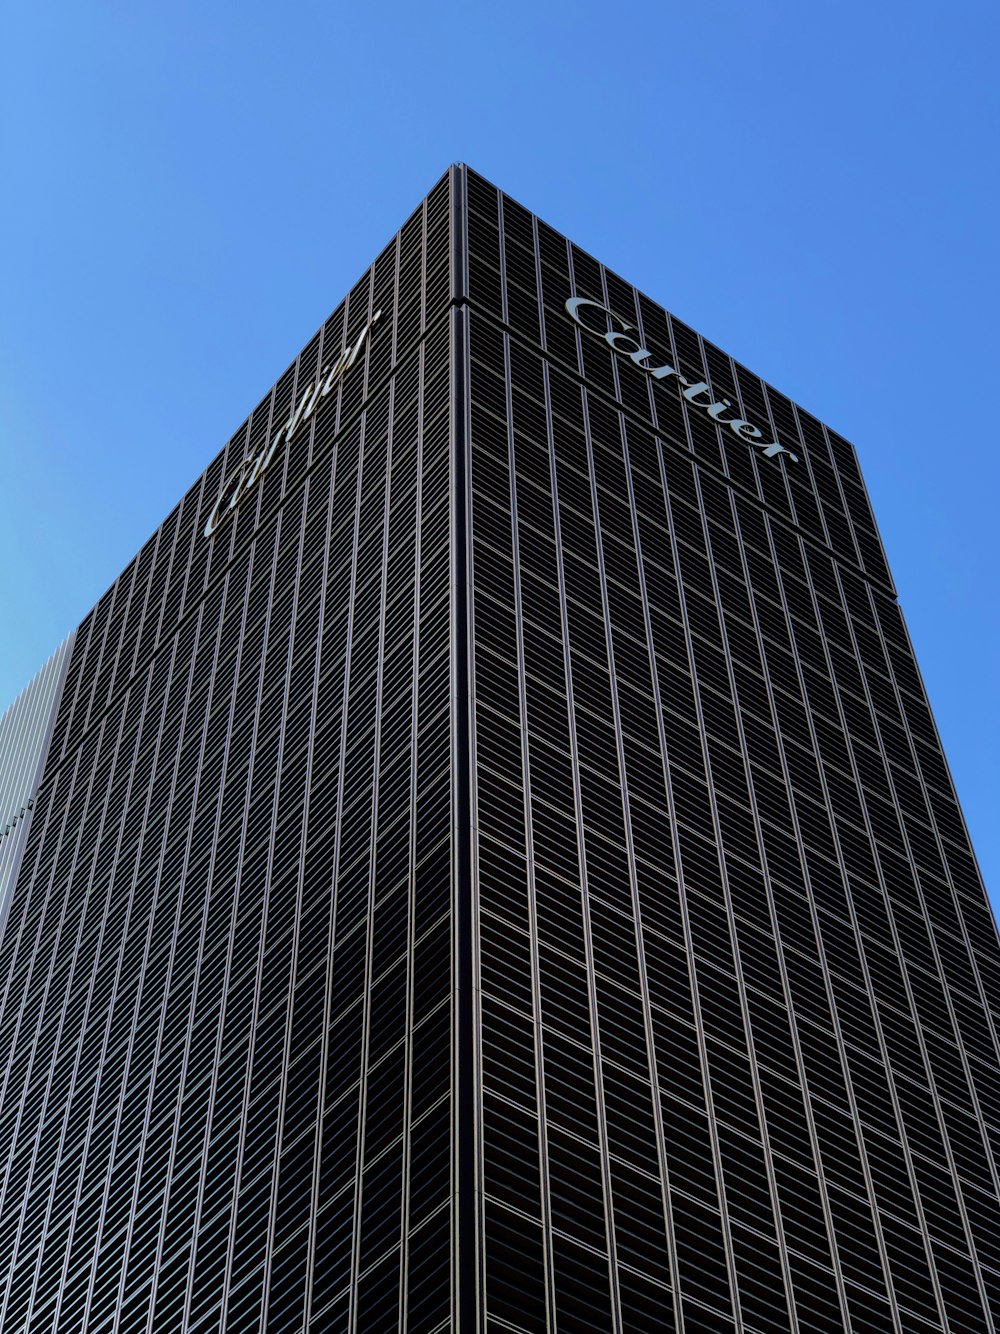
[0,164,996,1334]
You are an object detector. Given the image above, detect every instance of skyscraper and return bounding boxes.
[0,164,996,1334]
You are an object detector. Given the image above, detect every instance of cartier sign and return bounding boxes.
[205,310,382,538]
[565,297,798,464]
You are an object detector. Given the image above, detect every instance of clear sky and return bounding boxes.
[1,0,996,898]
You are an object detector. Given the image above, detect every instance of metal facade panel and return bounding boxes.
[0,174,457,1333]
[464,166,997,1334]
[0,163,994,1333]
[0,635,75,941]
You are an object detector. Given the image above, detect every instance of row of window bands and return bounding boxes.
[0,573,448,960]
[474,768,997,1163]
[466,295,878,600]
[49,312,453,768]
[0,741,450,1136]
[471,636,960,937]
[0,699,450,1072]
[472,501,986,928]
[463,200,883,560]
[469,423,892,725]
[480,1003,997,1323]
[469,408,901,752]
[0,618,450,1109]
[0,928,453,1312]
[3,426,450,901]
[474,812,989,1133]
[468,468,905,785]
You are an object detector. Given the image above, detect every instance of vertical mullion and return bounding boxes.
[219,384,313,1333]
[150,484,281,1332]
[688,465,868,1333]
[586,284,685,1327]
[757,506,955,1329]
[72,641,181,1332]
[498,187,557,1334]
[10,694,133,1332]
[542,242,624,1334]
[502,316,557,1331]
[399,337,426,1334]
[450,162,482,1334]
[292,276,373,1325]
[105,585,213,1329]
[0,679,134,1327]
[296,292,369,1331]
[140,491,267,1331]
[346,335,399,1334]
[824,555,997,1328]
[626,347,748,1330]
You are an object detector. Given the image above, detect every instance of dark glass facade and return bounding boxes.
[0,164,996,1333]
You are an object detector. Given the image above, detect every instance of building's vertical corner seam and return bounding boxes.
[450,161,481,1334]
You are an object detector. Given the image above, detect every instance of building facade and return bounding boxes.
[0,164,996,1333]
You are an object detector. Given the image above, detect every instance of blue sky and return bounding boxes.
[1,0,996,896]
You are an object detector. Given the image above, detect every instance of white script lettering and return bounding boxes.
[564,296,798,463]
[205,310,382,538]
